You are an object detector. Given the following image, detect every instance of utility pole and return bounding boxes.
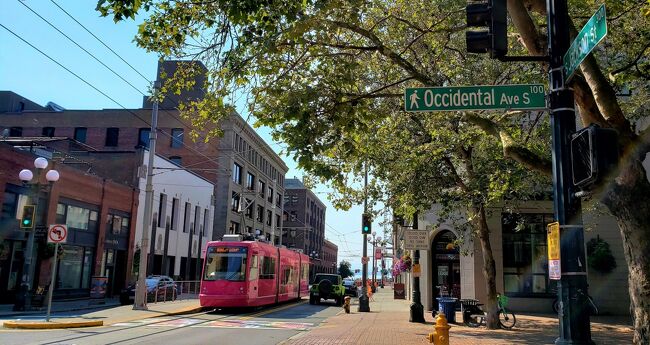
[134,81,160,310]
[358,162,370,312]
[409,212,425,322]
[271,179,277,245]
[546,1,592,343]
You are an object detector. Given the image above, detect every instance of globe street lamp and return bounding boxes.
[14,157,59,311]
[309,250,319,281]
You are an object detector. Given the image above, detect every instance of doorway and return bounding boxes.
[431,230,460,308]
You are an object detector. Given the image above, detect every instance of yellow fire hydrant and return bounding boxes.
[427,312,451,345]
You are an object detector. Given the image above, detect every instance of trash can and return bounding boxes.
[436,297,458,323]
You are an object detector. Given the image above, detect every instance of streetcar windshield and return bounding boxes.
[203,246,248,281]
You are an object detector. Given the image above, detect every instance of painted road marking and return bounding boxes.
[193,320,313,330]
[240,300,309,320]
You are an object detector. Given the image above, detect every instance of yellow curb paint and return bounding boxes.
[3,320,103,329]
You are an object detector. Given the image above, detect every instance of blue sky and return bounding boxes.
[0,0,388,272]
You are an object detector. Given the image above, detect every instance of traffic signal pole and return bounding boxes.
[546,0,593,343]
[358,162,370,312]
[409,213,425,322]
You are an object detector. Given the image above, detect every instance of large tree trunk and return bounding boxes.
[473,203,499,329]
[602,156,650,345]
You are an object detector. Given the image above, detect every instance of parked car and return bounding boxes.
[120,275,177,305]
[309,273,345,306]
[342,278,357,297]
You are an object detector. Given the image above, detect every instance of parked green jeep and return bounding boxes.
[309,273,345,306]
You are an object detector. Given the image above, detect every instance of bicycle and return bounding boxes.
[461,294,516,329]
[552,288,599,315]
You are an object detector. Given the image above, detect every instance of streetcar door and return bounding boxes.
[248,253,259,298]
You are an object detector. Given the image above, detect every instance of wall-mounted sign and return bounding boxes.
[547,222,561,280]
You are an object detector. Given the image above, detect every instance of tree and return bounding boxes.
[98,0,650,340]
[338,260,354,279]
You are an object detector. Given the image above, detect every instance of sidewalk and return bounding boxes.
[1,299,202,329]
[281,288,633,345]
[0,298,121,318]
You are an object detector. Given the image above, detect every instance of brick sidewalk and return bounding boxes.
[281,288,633,345]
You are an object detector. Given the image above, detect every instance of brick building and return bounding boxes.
[322,239,338,275]
[281,178,326,280]
[0,143,138,301]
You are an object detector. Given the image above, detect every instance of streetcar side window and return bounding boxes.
[203,246,247,281]
[249,255,258,281]
[301,263,309,281]
[260,256,276,279]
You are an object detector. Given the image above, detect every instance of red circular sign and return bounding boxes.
[49,225,67,243]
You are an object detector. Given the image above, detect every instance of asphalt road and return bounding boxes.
[0,299,342,345]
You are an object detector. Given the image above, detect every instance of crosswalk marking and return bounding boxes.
[111,318,313,331]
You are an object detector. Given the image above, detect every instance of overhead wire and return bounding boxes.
[8,3,363,260]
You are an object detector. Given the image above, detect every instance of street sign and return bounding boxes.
[362,256,369,264]
[412,264,421,278]
[547,222,561,280]
[404,84,546,112]
[374,247,382,260]
[564,5,607,80]
[404,230,429,250]
[48,224,68,243]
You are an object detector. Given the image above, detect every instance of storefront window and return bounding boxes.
[57,245,93,290]
[502,213,554,296]
[58,246,84,289]
[65,205,90,230]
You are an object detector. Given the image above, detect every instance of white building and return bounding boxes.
[135,149,215,281]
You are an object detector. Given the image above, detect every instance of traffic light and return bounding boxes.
[20,205,35,229]
[466,0,507,58]
[362,213,372,235]
[571,124,618,189]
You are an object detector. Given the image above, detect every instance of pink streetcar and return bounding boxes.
[200,237,310,308]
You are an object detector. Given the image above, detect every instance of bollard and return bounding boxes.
[427,312,451,345]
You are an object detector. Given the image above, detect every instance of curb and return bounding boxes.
[0,302,121,318]
[3,320,103,329]
[156,306,204,317]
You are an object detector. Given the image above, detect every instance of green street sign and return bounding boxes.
[564,5,607,80]
[404,84,546,112]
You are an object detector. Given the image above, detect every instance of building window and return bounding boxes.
[138,128,150,148]
[57,245,93,289]
[169,156,182,166]
[108,214,130,235]
[1,190,28,220]
[266,210,272,226]
[245,199,253,218]
[276,193,282,207]
[203,209,209,237]
[229,221,240,234]
[42,127,55,137]
[183,202,191,233]
[105,128,119,147]
[157,193,167,227]
[502,213,555,296]
[267,187,273,203]
[9,127,22,136]
[74,127,87,143]
[276,214,281,228]
[258,180,265,198]
[246,173,255,190]
[231,192,240,212]
[256,205,264,223]
[233,163,242,184]
[171,128,184,148]
[194,206,201,235]
[171,198,179,230]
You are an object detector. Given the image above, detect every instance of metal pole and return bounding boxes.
[271,179,277,245]
[372,239,376,289]
[14,175,40,311]
[358,162,370,312]
[45,242,59,322]
[134,81,160,310]
[409,212,424,322]
[545,1,592,343]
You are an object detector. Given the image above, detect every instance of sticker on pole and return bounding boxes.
[48,224,68,243]
[547,222,561,280]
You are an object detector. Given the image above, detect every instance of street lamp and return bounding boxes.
[309,250,319,281]
[368,234,383,292]
[14,157,59,311]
